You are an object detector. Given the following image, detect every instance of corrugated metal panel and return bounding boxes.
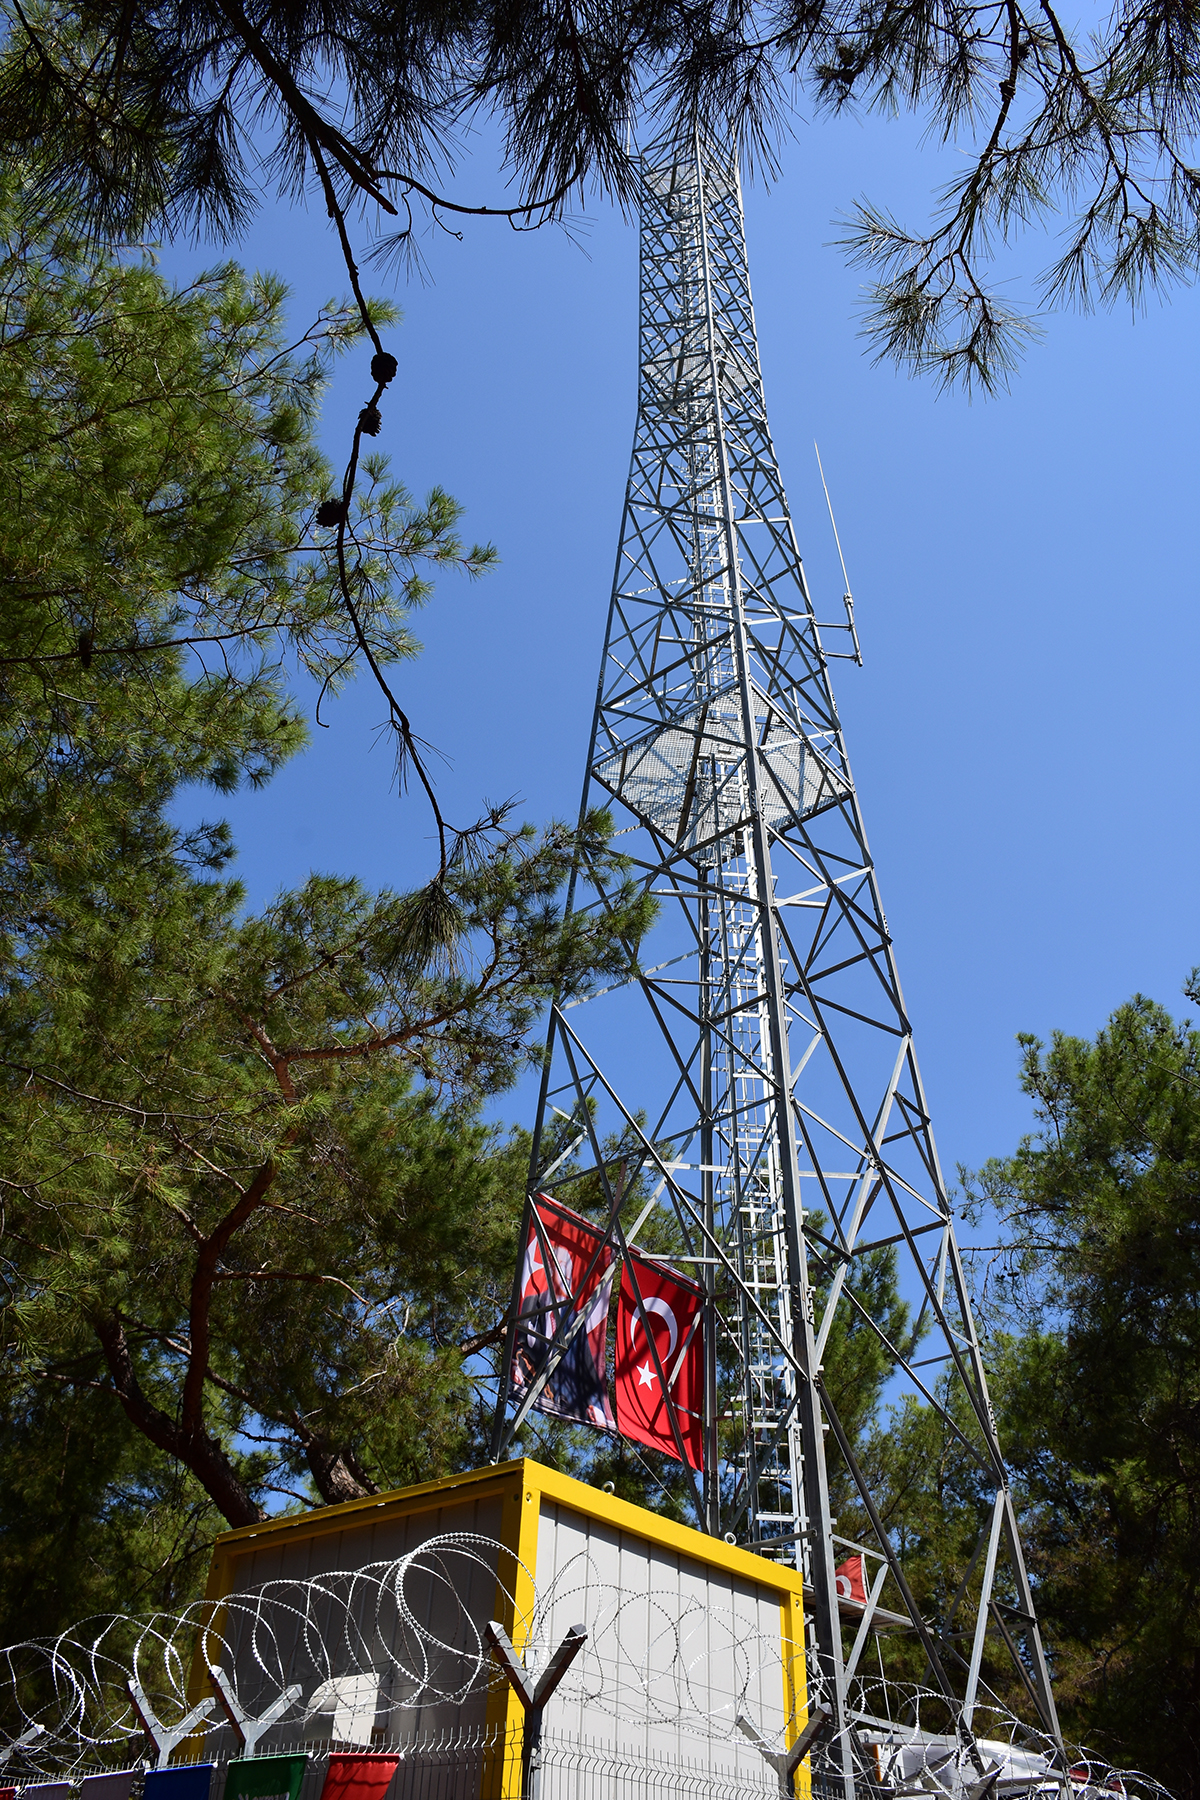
[214,1496,505,1743]
[533,1500,787,1780]
[223,1494,504,1585]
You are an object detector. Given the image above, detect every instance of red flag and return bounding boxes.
[511,1195,615,1428]
[834,1554,867,1604]
[614,1252,704,1468]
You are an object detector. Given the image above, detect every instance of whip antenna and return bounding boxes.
[814,441,862,666]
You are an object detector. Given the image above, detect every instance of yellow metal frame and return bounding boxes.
[203,1460,811,1795]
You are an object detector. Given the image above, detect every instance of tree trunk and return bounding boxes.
[303,1434,379,1506]
[91,1311,265,1528]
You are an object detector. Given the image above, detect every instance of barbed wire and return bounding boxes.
[0,1532,1177,1800]
[837,1678,1172,1800]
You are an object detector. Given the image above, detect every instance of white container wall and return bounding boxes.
[202,1460,807,1799]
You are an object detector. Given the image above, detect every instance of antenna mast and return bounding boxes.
[814,442,862,666]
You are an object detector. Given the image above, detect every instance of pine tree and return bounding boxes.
[0,192,652,1614]
[963,989,1200,1791]
[0,0,1196,388]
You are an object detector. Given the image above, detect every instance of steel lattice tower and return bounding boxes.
[492,134,1062,1787]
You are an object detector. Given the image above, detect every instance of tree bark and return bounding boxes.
[302,1433,380,1506]
[181,1156,278,1438]
[92,1311,265,1528]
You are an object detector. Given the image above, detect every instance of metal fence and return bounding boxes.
[0,1727,786,1800]
[362,1726,782,1800]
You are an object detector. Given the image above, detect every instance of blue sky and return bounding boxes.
[167,102,1200,1188]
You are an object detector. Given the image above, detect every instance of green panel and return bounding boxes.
[224,1755,308,1800]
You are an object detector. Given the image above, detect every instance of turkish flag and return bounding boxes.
[613,1253,704,1469]
[834,1555,867,1603]
[511,1195,615,1428]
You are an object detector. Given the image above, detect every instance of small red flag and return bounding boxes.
[613,1252,704,1468]
[834,1554,867,1604]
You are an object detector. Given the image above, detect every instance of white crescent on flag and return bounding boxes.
[628,1293,679,1358]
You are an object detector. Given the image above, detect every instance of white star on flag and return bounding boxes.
[636,1361,656,1389]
